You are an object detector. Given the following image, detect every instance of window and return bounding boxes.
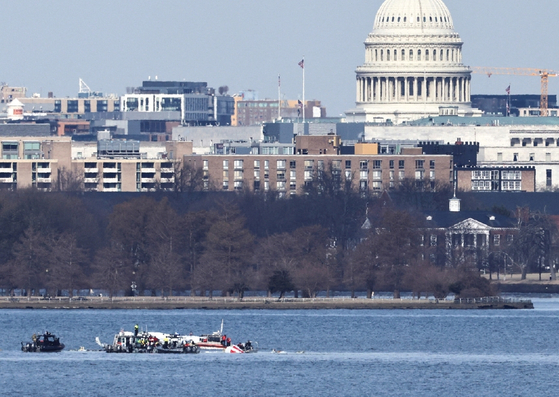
[223,160,229,170]
[389,160,394,169]
[430,160,435,169]
[254,160,260,169]
[203,160,209,170]
[264,160,269,170]
[547,169,552,187]
[234,159,243,169]
[222,181,229,190]
[513,153,518,162]
[493,234,501,246]
[234,181,243,191]
[290,170,296,180]
[345,160,352,169]
[501,181,521,191]
[373,160,382,169]
[399,171,405,180]
[372,181,382,190]
[415,160,425,169]
[234,170,243,180]
[415,170,424,180]
[430,235,437,247]
[529,153,535,162]
[277,181,286,190]
[304,160,314,169]
[399,160,405,169]
[277,160,286,169]
[277,171,286,180]
[502,171,521,180]
[372,171,382,180]
[290,160,296,169]
[360,170,368,180]
[304,170,313,181]
[389,170,395,180]
[254,169,260,180]
[430,170,435,180]
[360,160,368,171]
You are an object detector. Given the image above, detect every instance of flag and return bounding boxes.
[505,85,510,94]
[278,75,281,87]
[298,100,303,108]
[298,59,304,69]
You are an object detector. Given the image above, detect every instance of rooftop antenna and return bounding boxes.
[79,78,91,95]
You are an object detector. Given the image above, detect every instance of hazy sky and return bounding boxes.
[1,0,558,115]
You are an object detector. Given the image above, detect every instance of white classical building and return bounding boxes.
[348,0,482,124]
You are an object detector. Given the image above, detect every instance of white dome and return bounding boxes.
[348,0,483,123]
[373,0,455,34]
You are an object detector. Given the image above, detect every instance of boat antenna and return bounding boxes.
[220,319,224,335]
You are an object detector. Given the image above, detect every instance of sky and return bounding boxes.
[1,0,558,116]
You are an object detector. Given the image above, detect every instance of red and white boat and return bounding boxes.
[181,321,257,354]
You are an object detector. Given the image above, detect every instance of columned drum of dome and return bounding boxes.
[348,0,481,124]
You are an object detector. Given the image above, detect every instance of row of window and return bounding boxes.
[378,15,449,24]
[370,47,460,63]
[472,170,521,180]
[217,159,436,171]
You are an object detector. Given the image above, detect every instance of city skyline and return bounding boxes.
[1,0,558,116]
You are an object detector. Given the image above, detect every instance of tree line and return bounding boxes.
[0,184,556,299]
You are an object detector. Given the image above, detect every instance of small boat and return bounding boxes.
[21,332,65,353]
[182,321,258,354]
[155,343,200,354]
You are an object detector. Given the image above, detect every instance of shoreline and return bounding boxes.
[0,297,533,310]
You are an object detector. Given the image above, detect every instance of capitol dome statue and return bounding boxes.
[347,0,482,124]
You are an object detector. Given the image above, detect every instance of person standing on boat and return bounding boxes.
[227,337,231,347]
[134,324,139,336]
[221,335,226,346]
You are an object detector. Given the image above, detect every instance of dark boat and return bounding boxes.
[155,344,201,354]
[21,332,65,353]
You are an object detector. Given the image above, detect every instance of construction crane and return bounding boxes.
[472,67,559,116]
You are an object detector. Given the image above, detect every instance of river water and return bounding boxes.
[1,296,558,396]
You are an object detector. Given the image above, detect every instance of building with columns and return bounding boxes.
[347,0,482,124]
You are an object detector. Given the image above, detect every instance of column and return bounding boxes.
[405,77,409,102]
[375,77,379,102]
[461,78,466,102]
[450,77,454,102]
[413,78,418,101]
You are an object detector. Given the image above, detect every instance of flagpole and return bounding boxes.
[302,56,305,124]
[278,74,281,120]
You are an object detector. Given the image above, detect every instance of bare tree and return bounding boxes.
[55,167,84,192]
[173,161,206,193]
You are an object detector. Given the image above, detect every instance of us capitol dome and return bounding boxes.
[347,0,482,124]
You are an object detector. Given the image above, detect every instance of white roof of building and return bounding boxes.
[7,98,24,108]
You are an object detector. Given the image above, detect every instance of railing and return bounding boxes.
[453,296,531,304]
